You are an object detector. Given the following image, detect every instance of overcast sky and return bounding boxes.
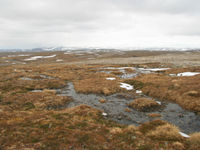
[0,0,200,49]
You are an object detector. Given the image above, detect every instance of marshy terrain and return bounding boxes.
[0,50,200,150]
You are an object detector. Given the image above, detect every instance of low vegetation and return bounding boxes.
[131,71,200,113]
[0,51,200,149]
[128,98,160,111]
[1,105,200,150]
[74,72,121,95]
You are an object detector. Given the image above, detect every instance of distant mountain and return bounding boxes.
[0,47,200,52]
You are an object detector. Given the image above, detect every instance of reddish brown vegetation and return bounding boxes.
[128,98,160,111]
[131,72,200,113]
[0,53,200,149]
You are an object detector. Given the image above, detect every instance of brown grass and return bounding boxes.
[99,99,106,103]
[74,72,121,95]
[1,91,72,111]
[111,71,124,76]
[131,72,200,112]
[139,119,168,134]
[148,113,162,118]
[171,142,185,150]
[1,53,200,149]
[187,133,200,150]
[147,124,183,141]
[124,68,136,73]
[128,98,160,111]
[2,104,187,150]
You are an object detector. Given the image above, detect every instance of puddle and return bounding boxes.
[20,77,33,81]
[39,74,54,79]
[58,82,200,134]
[20,74,54,80]
[99,67,169,79]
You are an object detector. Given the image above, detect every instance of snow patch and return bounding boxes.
[56,59,63,62]
[25,55,56,61]
[156,101,161,105]
[106,77,116,80]
[8,54,30,57]
[136,90,142,94]
[138,68,170,71]
[177,72,200,77]
[104,67,134,70]
[179,132,190,138]
[102,112,107,116]
[31,90,43,93]
[120,83,133,90]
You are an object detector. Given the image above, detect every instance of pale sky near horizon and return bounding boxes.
[0,0,200,49]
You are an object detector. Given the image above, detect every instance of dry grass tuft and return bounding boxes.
[172,142,185,150]
[125,108,132,112]
[111,71,123,76]
[139,119,167,134]
[124,79,144,90]
[74,73,120,95]
[187,133,200,150]
[99,99,106,103]
[128,98,160,111]
[124,68,135,73]
[147,124,183,141]
[109,127,123,134]
[184,91,199,97]
[148,113,162,118]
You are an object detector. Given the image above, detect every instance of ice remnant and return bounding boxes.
[106,77,116,80]
[177,72,200,77]
[120,83,133,90]
[179,132,190,138]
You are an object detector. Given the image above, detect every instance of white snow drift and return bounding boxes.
[120,83,133,90]
[177,72,200,77]
[25,55,56,61]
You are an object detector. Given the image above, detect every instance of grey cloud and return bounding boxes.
[112,0,200,15]
[0,0,200,48]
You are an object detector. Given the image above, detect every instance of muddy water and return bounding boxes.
[58,82,200,134]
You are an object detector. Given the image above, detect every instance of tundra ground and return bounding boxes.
[0,50,200,149]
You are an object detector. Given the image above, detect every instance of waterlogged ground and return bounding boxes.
[28,65,200,134]
[56,82,200,134]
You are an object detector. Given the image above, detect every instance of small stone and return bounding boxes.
[178,113,184,118]
[117,116,122,120]
[125,108,131,112]
[99,99,106,103]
